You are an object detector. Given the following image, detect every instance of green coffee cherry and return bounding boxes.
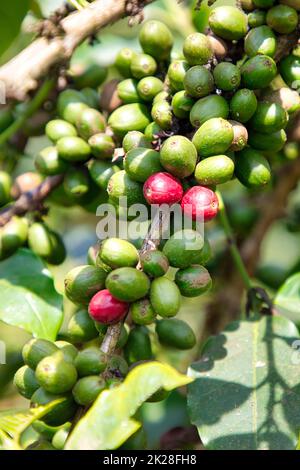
[235,147,271,187]
[22,338,58,370]
[80,87,99,109]
[45,119,77,142]
[195,155,234,185]
[160,135,197,178]
[230,89,258,123]
[107,170,145,206]
[108,103,151,137]
[192,118,233,157]
[72,376,106,406]
[250,102,288,133]
[88,160,120,190]
[130,298,156,325]
[0,171,11,207]
[244,26,276,57]
[140,249,169,277]
[209,6,248,40]
[122,131,151,153]
[67,309,99,343]
[13,365,39,399]
[190,94,229,128]
[64,265,107,305]
[279,55,300,87]
[248,128,287,152]
[57,89,89,124]
[124,326,152,365]
[57,136,91,163]
[31,387,77,426]
[150,277,181,318]
[139,20,173,61]
[151,100,173,130]
[137,76,164,102]
[175,265,212,297]
[43,230,66,266]
[156,319,196,350]
[74,347,107,377]
[213,62,241,91]
[283,141,299,160]
[115,48,136,77]
[131,53,157,79]
[76,108,105,140]
[266,5,298,33]
[171,91,194,119]
[248,9,266,27]
[51,423,71,450]
[229,120,248,151]
[117,78,140,103]
[35,351,77,394]
[72,63,107,89]
[106,267,150,302]
[194,237,212,265]
[35,146,68,176]
[144,121,162,140]
[28,222,64,264]
[99,238,139,269]
[263,87,300,114]
[167,60,190,91]
[55,341,78,363]
[88,133,115,160]
[0,216,28,260]
[124,147,162,182]
[107,355,129,377]
[153,90,170,104]
[183,33,213,66]
[241,55,277,89]
[183,65,214,98]
[163,229,204,268]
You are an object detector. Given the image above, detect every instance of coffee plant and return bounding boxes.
[0,0,299,451]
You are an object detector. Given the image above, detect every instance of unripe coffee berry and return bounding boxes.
[181,186,219,222]
[143,172,183,205]
[88,289,129,324]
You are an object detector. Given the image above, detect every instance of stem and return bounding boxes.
[216,190,252,292]
[0,79,54,147]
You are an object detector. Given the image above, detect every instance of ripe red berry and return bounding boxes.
[88,289,129,324]
[143,172,183,205]
[181,186,219,222]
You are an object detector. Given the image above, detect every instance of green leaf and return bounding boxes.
[66,361,193,450]
[0,248,63,341]
[0,1,30,56]
[274,273,300,323]
[187,315,300,450]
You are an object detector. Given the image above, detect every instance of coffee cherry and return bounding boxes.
[230,89,258,123]
[248,128,287,152]
[108,103,151,137]
[151,100,173,130]
[280,0,300,11]
[57,89,89,124]
[107,355,129,377]
[100,79,122,113]
[76,108,106,140]
[124,326,152,365]
[266,5,298,33]
[162,229,204,268]
[195,237,212,265]
[143,172,183,205]
[88,133,115,160]
[139,20,173,61]
[137,76,164,102]
[153,90,169,104]
[22,338,58,370]
[88,160,120,191]
[167,60,190,92]
[140,249,169,277]
[244,25,276,57]
[160,136,198,178]
[88,289,129,325]
[106,267,150,302]
[124,147,162,182]
[156,319,196,350]
[183,65,214,98]
[250,102,288,133]
[183,33,213,66]
[28,222,63,264]
[11,172,43,199]
[192,118,234,157]
[144,121,162,140]
[35,146,68,176]
[99,238,139,268]
[279,55,300,87]
[131,53,157,79]
[31,387,77,426]
[35,351,78,394]
[55,341,78,363]
[241,55,277,89]
[123,131,151,152]
[190,94,229,128]
[108,170,145,206]
[67,309,99,342]
[194,155,234,186]
[74,347,107,377]
[13,365,39,399]
[80,87,99,109]
[0,171,12,206]
[63,167,90,200]
[72,376,106,406]
[150,277,181,318]
[57,136,91,163]
[171,91,194,119]
[0,216,28,259]
[175,265,212,297]
[130,298,157,325]
[51,423,71,450]
[229,120,248,151]
[235,147,271,187]
[64,265,107,305]
[263,87,300,114]
[248,9,266,28]
[115,47,136,77]
[117,78,140,103]
[181,186,219,221]
[45,119,77,142]
[213,62,241,91]
[209,6,248,40]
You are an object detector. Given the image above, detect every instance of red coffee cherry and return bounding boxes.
[181,186,219,222]
[143,172,183,205]
[88,289,129,324]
